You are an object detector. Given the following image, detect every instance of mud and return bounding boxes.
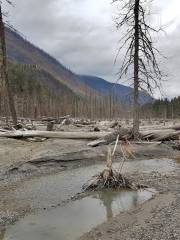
[0,156,179,232]
[0,125,179,239]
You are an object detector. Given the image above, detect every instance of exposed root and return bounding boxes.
[83,136,141,192]
[82,170,137,191]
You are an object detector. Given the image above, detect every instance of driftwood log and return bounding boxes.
[41,115,71,123]
[0,128,179,143]
[88,128,180,147]
[0,130,109,140]
[88,128,131,147]
[141,130,180,141]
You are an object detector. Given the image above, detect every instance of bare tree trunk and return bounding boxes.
[0,4,17,125]
[133,0,140,139]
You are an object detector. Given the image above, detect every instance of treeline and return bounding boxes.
[2,63,178,121]
[0,63,129,120]
[141,97,180,119]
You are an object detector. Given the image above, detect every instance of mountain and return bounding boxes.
[5,28,92,96]
[79,75,153,105]
[5,27,152,105]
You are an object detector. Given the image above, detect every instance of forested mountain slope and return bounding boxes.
[5,28,92,96]
[79,75,153,105]
[3,28,152,119]
[6,28,152,104]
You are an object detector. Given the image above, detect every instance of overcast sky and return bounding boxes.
[3,0,180,98]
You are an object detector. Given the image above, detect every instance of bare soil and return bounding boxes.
[0,120,180,239]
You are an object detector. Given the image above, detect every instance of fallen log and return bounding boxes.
[0,130,109,140]
[41,115,71,122]
[153,131,180,141]
[172,125,180,131]
[74,120,96,126]
[88,128,180,147]
[1,128,179,143]
[141,130,180,141]
[88,128,131,147]
[0,128,9,132]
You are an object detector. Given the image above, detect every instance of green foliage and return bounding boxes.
[142,97,180,118]
[8,63,48,95]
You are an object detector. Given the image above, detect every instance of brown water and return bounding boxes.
[1,189,154,240]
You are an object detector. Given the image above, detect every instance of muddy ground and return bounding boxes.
[80,167,180,240]
[0,120,180,239]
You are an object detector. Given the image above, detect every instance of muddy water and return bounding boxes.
[1,159,176,211]
[0,158,178,239]
[1,189,154,240]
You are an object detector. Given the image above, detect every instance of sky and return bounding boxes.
[3,0,180,99]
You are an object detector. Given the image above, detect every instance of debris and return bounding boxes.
[93,127,100,132]
[83,170,135,191]
[110,121,119,128]
[41,115,71,124]
[88,128,131,147]
[46,121,54,131]
[25,137,47,142]
[83,135,138,191]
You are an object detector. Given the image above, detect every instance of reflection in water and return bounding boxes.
[1,158,176,218]
[96,190,139,220]
[98,191,114,219]
[0,229,5,240]
[2,189,154,240]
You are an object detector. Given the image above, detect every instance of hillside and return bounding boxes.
[5,28,92,96]
[5,28,152,106]
[79,75,153,105]
[6,63,79,118]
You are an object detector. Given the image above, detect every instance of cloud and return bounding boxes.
[3,0,180,98]
[158,24,180,98]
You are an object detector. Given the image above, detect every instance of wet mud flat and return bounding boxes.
[0,155,180,239]
[0,135,180,239]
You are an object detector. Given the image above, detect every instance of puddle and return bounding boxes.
[1,159,177,212]
[0,158,175,239]
[1,189,154,240]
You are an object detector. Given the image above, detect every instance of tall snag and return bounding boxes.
[113,0,163,138]
[0,2,17,125]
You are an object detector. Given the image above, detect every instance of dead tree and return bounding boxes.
[0,1,17,125]
[113,0,163,138]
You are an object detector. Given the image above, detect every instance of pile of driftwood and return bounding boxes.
[83,170,134,191]
[0,116,179,148]
[87,127,180,147]
[83,137,137,191]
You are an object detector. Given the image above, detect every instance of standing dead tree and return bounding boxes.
[113,0,163,138]
[0,0,17,125]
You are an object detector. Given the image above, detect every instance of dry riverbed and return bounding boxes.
[0,124,179,239]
